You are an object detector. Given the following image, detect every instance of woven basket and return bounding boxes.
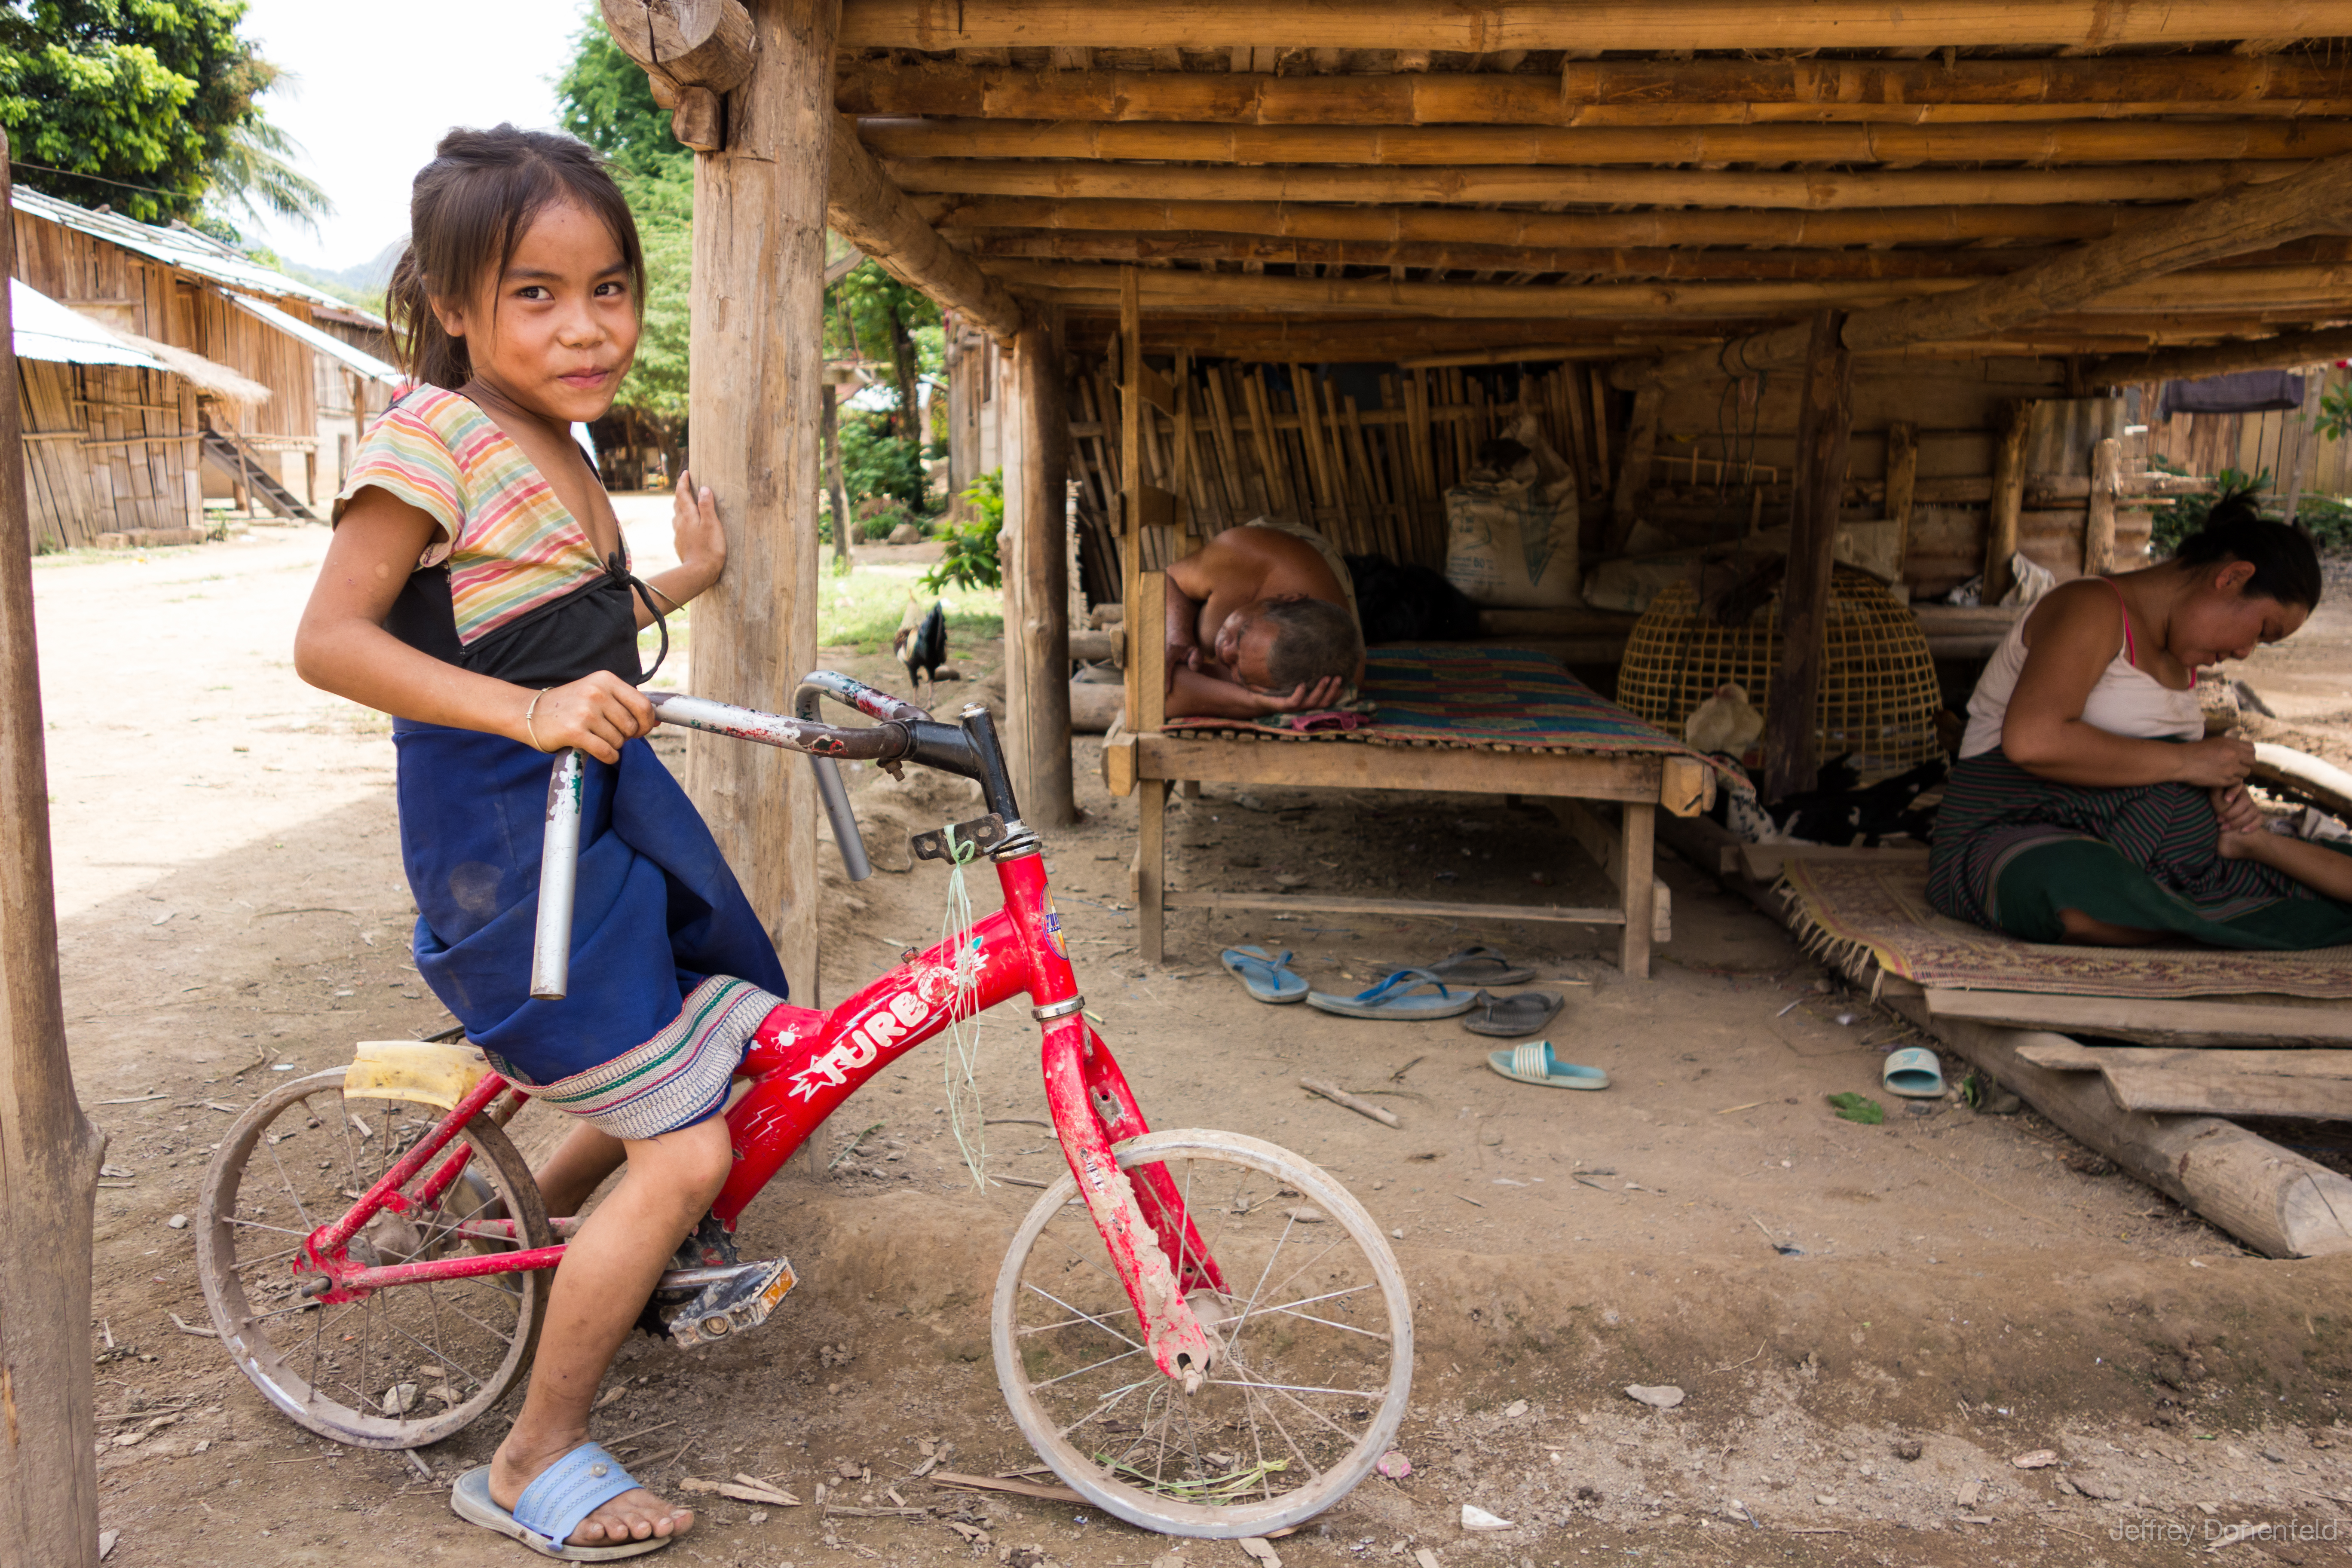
[1617,567,1943,769]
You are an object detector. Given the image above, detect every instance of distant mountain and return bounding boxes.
[276,239,404,314]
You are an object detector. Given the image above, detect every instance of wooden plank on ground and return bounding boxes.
[1926,988,2352,1048]
[2103,1061,2352,1121]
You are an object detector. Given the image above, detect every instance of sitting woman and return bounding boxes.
[1929,497,2352,949]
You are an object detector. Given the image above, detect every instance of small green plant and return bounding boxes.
[860,508,908,543]
[2318,383,2352,444]
[922,470,1004,593]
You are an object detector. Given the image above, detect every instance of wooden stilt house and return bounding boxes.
[591,3,2352,983]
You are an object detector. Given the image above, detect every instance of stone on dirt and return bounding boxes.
[1625,1384,1684,1409]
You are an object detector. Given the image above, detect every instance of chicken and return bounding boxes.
[893,596,948,696]
[1684,681,1764,760]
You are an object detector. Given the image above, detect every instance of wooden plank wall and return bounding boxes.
[17,360,199,548]
[2142,364,2352,498]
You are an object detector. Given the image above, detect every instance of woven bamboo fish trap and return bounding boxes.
[1617,567,1943,769]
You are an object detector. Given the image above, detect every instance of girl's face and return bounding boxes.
[2173,559,2308,668]
[431,197,638,425]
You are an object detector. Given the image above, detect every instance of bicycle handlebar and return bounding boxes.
[530,674,1018,1001]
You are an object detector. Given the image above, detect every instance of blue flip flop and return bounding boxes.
[1486,1041,1610,1090]
[1221,946,1308,1004]
[1305,967,1477,1020]
[451,1442,674,1560]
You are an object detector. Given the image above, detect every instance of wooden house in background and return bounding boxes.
[8,188,400,531]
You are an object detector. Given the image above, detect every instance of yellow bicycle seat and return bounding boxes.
[344,1039,488,1112]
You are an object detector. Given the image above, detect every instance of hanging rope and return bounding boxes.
[937,822,989,1191]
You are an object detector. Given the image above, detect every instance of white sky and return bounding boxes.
[237,0,590,271]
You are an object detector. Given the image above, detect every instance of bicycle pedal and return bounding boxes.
[661,1258,797,1349]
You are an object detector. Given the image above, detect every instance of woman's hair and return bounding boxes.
[2172,484,2324,609]
[386,125,646,390]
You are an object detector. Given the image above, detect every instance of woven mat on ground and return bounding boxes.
[1781,856,2352,1000]
[1160,646,1713,761]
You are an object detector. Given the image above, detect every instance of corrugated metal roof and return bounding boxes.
[224,291,403,387]
[10,278,165,370]
[11,187,372,318]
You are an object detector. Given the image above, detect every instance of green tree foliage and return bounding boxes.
[554,14,685,183]
[922,469,1003,593]
[839,407,928,513]
[0,0,326,234]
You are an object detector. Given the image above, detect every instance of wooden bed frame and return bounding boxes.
[1102,730,1714,977]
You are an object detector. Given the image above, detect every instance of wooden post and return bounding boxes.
[2084,435,2122,576]
[820,380,851,567]
[1118,268,1172,962]
[0,142,107,1568]
[1763,307,1853,802]
[680,0,837,996]
[1884,420,1918,580]
[1984,400,2037,605]
[1607,380,1660,553]
[2279,370,2320,532]
[1006,306,1075,826]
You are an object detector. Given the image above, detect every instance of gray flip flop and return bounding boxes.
[1461,990,1564,1038]
[1306,967,1477,1020]
[1378,944,1536,987]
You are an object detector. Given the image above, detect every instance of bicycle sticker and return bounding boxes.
[1042,905,1069,960]
[1079,1147,1107,1192]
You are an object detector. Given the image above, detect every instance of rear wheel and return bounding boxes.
[992,1129,1412,1537]
[195,1068,553,1448]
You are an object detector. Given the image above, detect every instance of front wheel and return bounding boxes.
[992,1129,1412,1537]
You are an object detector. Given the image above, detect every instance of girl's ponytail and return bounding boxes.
[386,124,646,392]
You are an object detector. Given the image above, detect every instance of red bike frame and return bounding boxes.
[290,842,1228,1387]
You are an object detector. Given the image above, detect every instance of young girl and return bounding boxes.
[296,125,786,1559]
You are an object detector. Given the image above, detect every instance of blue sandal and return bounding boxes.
[1305,967,1477,1020]
[1221,946,1308,1004]
[452,1441,675,1560]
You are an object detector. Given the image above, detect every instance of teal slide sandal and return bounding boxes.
[1486,1041,1610,1091]
[1882,1045,1945,1099]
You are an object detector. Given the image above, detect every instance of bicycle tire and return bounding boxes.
[992,1128,1413,1537]
[196,1067,553,1449]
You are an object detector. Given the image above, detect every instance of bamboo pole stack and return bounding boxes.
[1062,353,1610,582]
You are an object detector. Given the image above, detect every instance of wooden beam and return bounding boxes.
[1625,149,2352,388]
[862,116,2352,168]
[1935,989,2352,1048]
[1608,382,1660,553]
[599,0,756,150]
[839,0,2352,52]
[889,156,2306,211]
[0,139,106,1568]
[918,193,2137,250]
[1006,305,1075,826]
[1984,400,2036,604]
[684,0,835,994]
[1900,1009,2352,1259]
[2082,325,2352,386]
[1762,308,1852,803]
[838,58,2352,126]
[989,259,2349,322]
[1884,420,1918,579]
[950,229,2085,281]
[2083,435,2121,575]
[828,121,1023,341]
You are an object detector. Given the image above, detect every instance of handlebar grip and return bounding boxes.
[530,748,585,1001]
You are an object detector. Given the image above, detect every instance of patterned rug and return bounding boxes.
[1781,856,2352,1000]
[1160,646,1716,762]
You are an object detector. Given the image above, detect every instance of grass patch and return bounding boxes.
[817,563,1001,652]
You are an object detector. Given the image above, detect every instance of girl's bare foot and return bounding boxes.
[489,1433,694,1547]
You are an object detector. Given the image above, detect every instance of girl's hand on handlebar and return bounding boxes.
[523,672,656,763]
[2177,734,2255,789]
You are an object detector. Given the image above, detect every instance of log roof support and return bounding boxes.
[835,56,2352,125]
[839,0,2352,52]
[2082,325,2352,386]
[1618,150,2352,387]
[827,119,1025,342]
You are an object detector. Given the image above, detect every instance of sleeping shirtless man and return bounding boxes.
[1163,522,1366,719]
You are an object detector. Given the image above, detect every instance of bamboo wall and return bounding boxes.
[18,360,200,548]
[1063,354,1611,596]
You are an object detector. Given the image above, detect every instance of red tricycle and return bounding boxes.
[196,673,1412,1537]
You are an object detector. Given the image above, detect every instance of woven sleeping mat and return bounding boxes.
[1159,646,1712,760]
[1782,856,2352,1001]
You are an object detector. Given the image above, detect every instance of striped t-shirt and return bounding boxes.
[334,385,622,645]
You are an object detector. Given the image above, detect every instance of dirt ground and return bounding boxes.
[35,506,2352,1568]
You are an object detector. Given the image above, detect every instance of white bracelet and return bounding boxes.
[524,689,551,753]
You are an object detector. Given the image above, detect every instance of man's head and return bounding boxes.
[1213,594,1363,692]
